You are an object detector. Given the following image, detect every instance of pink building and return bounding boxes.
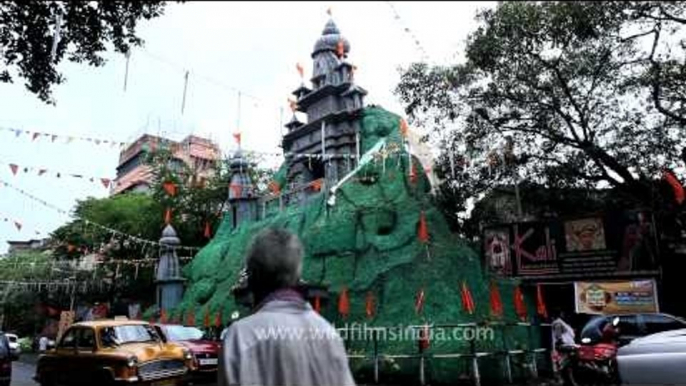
[112,134,221,195]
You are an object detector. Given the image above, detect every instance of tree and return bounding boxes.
[0,1,170,103]
[396,1,686,233]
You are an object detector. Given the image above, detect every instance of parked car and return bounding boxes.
[154,324,219,383]
[616,328,686,384]
[5,334,20,359]
[0,332,16,386]
[34,320,195,386]
[579,312,686,346]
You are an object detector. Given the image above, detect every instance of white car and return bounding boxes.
[5,334,19,358]
[617,328,686,385]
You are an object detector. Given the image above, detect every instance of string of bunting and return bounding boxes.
[0,178,201,252]
[2,160,113,188]
[385,1,431,62]
[0,127,127,148]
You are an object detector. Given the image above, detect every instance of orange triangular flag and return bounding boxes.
[14,221,22,231]
[67,244,76,253]
[418,324,430,351]
[288,98,298,112]
[418,211,429,243]
[204,221,212,238]
[215,308,223,328]
[536,284,548,319]
[400,119,409,137]
[514,286,528,321]
[490,281,504,317]
[296,62,304,78]
[338,287,350,318]
[164,208,172,225]
[415,288,425,314]
[365,292,375,319]
[232,132,241,145]
[163,181,177,196]
[410,162,418,183]
[336,40,345,57]
[9,164,18,175]
[314,296,321,313]
[186,307,196,326]
[100,178,111,189]
[268,181,281,195]
[203,307,211,328]
[461,281,475,315]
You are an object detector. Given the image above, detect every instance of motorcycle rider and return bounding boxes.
[551,309,577,385]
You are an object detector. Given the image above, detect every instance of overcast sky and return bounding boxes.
[0,1,493,253]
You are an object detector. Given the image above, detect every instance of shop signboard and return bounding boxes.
[482,210,659,278]
[574,280,659,315]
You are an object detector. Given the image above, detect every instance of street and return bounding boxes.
[11,361,36,386]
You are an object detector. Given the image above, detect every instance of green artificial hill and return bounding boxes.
[154,106,542,384]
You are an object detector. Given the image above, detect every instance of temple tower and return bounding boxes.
[282,18,367,203]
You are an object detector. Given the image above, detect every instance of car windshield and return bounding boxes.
[164,325,204,341]
[100,325,158,347]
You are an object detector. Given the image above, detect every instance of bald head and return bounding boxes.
[246,227,304,300]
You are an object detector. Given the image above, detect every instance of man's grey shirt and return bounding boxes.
[218,298,356,386]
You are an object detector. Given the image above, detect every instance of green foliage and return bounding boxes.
[51,193,163,259]
[396,1,686,233]
[0,1,172,103]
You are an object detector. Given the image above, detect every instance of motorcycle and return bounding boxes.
[574,316,620,385]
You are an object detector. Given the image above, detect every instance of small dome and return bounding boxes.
[312,19,350,57]
[162,224,177,238]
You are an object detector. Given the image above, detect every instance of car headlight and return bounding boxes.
[126,356,138,368]
[183,350,193,361]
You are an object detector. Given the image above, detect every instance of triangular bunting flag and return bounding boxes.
[38,169,47,176]
[100,178,111,189]
[163,181,177,196]
[314,296,321,313]
[204,221,212,239]
[9,164,18,175]
[296,62,304,78]
[415,288,425,314]
[338,287,350,318]
[365,291,375,319]
[232,132,242,146]
[418,211,429,243]
[461,281,476,315]
[203,307,211,328]
[418,324,430,351]
[215,308,223,328]
[536,284,548,319]
[32,132,40,141]
[186,307,196,326]
[51,135,57,142]
[489,281,504,317]
[400,119,409,137]
[14,221,22,231]
[514,286,528,321]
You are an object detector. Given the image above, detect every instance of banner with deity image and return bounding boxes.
[482,210,659,278]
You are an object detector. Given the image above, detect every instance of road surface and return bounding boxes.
[11,361,37,386]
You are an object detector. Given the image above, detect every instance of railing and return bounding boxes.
[338,321,552,386]
[258,178,326,220]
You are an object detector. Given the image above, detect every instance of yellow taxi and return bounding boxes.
[34,320,195,386]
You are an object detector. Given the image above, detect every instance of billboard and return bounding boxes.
[482,210,659,278]
[574,280,659,315]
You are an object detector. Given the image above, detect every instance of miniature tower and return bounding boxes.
[228,150,258,228]
[282,17,367,203]
[155,224,185,311]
